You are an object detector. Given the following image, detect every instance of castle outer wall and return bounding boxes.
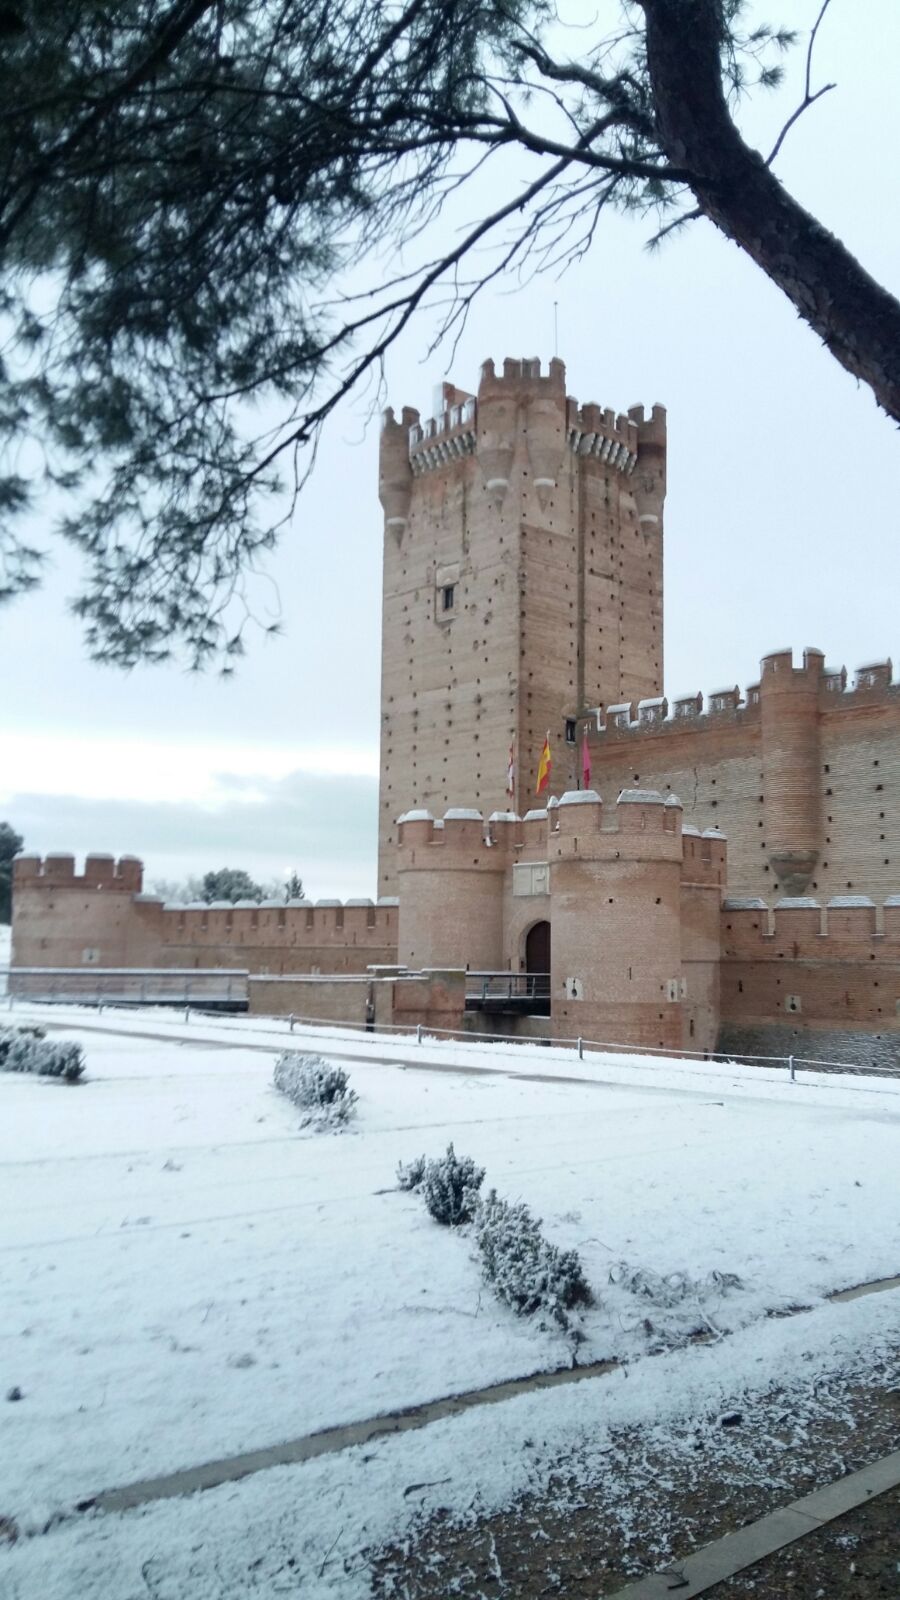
[11,854,399,977]
[720,897,900,1069]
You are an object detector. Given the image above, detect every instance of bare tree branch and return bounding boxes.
[765,0,836,167]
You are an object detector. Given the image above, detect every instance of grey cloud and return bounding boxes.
[5,770,379,900]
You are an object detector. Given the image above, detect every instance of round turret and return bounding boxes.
[760,647,824,894]
[396,804,505,970]
[378,406,415,537]
[629,402,667,532]
[476,360,516,495]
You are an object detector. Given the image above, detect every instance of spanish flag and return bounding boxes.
[535,732,552,795]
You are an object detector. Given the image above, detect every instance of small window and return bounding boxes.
[441,584,455,612]
[565,717,577,745]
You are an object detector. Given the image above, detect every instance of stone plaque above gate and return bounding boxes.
[513,862,550,897]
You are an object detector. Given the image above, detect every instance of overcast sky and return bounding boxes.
[3,0,899,900]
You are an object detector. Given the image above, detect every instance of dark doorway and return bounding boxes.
[464,921,551,1017]
[525,920,551,978]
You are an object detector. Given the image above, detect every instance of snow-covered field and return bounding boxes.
[1,1009,898,1598]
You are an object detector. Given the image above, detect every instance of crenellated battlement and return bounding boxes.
[394,357,661,482]
[158,897,397,948]
[396,792,727,870]
[722,895,900,951]
[406,389,477,474]
[589,646,899,744]
[593,682,762,737]
[761,645,897,703]
[565,398,642,474]
[14,853,144,891]
[479,355,567,392]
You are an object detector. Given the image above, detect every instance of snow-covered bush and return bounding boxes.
[475,1190,593,1329]
[396,1154,427,1191]
[0,1025,44,1061]
[273,1052,357,1128]
[0,1027,85,1082]
[420,1143,485,1226]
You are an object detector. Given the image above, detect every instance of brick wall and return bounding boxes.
[12,856,399,975]
[247,969,466,1033]
[720,900,900,1062]
[588,652,900,906]
[248,975,373,1024]
[159,902,398,974]
[11,854,163,968]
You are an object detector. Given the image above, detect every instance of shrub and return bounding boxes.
[396,1154,427,1191]
[420,1143,485,1226]
[475,1190,593,1329]
[273,1052,357,1128]
[0,1027,85,1082]
[609,1263,743,1307]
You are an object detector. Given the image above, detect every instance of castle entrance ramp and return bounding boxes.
[465,971,551,1017]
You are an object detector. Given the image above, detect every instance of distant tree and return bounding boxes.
[3,1,897,668]
[147,875,205,904]
[0,823,24,923]
[201,867,266,904]
[149,870,295,903]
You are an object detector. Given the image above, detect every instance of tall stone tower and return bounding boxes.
[377,356,666,891]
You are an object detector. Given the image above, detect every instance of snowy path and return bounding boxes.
[4,1296,899,1600]
[88,1268,900,1517]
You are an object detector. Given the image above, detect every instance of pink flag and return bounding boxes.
[581,733,591,789]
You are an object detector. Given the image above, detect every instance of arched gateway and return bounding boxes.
[524,920,551,1003]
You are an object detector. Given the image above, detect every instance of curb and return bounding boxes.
[602,1450,900,1598]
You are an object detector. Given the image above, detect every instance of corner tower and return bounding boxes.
[377,356,666,891]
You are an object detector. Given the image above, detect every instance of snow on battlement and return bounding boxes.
[591,644,899,744]
[723,895,900,949]
[13,853,143,892]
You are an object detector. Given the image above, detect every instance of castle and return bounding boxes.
[10,357,900,1065]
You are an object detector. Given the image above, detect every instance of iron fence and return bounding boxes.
[4,969,898,1083]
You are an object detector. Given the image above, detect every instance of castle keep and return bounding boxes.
[10,356,900,1065]
[377,357,665,892]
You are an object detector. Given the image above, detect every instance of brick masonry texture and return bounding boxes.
[586,651,900,905]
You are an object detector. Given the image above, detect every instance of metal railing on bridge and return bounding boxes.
[465,971,551,1015]
[3,967,249,1009]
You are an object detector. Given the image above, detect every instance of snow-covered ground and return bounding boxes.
[1,1009,898,1597]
